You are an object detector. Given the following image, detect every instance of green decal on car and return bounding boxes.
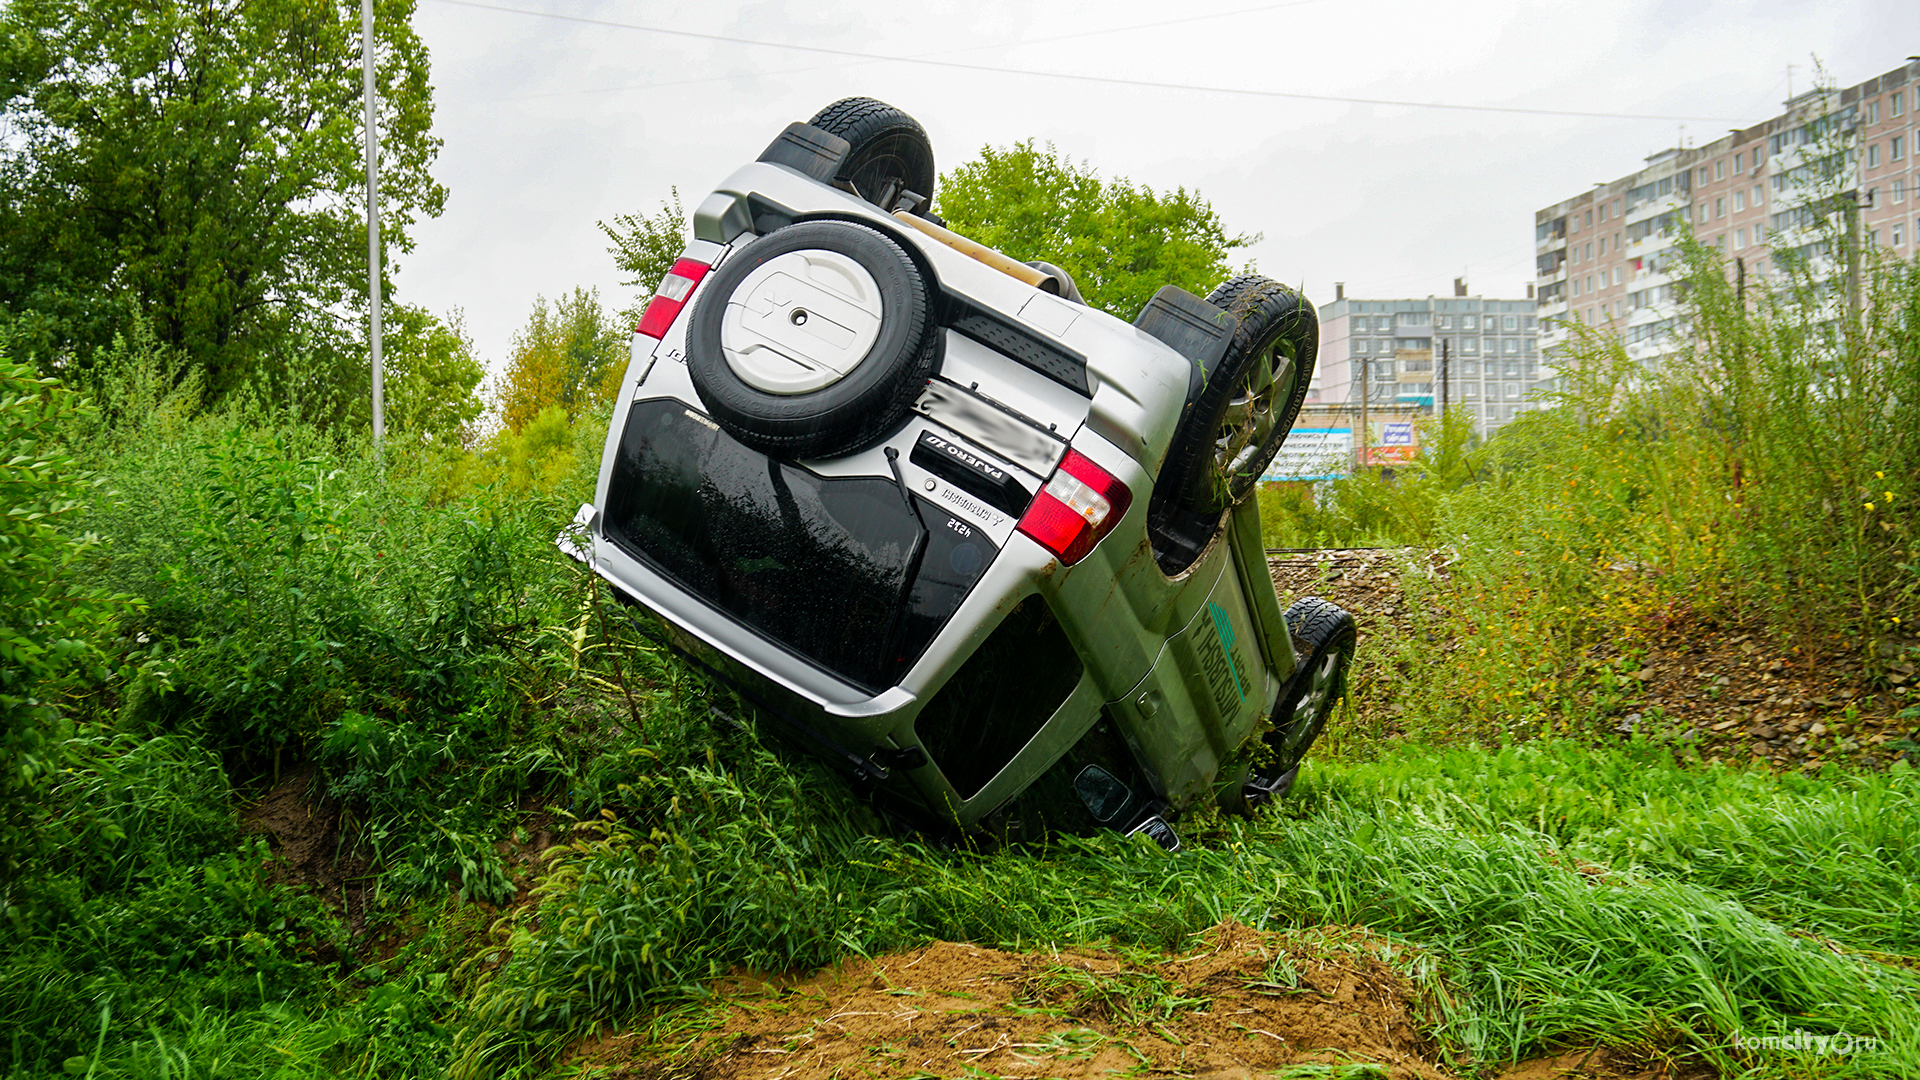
[1198,600,1248,715]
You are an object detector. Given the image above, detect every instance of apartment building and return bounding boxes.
[1535,59,1920,367]
[1312,282,1546,440]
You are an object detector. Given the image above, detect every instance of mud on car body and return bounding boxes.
[561,98,1355,848]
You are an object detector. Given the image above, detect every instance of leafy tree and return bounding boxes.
[383,305,485,445]
[600,189,687,327]
[0,0,445,403]
[935,141,1256,320]
[493,288,627,433]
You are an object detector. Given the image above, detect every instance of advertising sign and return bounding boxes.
[1380,421,1415,446]
[1264,428,1352,481]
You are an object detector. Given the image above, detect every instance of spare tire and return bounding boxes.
[809,96,936,211]
[685,219,940,459]
[1160,275,1318,514]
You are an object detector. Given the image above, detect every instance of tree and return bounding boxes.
[493,288,627,433]
[934,141,1256,320]
[600,190,687,328]
[0,0,445,404]
[383,305,485,445]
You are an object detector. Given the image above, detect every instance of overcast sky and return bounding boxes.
[395,0,1919,376]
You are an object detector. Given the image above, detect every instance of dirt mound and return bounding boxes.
[567,922,1666,1080]
[1268,548,1920,770]
[240,764,372,935]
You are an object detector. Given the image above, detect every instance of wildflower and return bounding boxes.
[1866,502,1876,511]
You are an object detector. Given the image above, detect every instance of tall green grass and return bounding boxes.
[453,735,1920,1078]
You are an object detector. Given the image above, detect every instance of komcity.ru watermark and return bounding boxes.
[1735,1030,1881,1055]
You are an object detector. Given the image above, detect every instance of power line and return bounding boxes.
[424,0,1751,122]
[466,0,1334,103]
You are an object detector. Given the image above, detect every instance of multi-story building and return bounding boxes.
[1311,281,1546,441]
[1535,59,1920,369]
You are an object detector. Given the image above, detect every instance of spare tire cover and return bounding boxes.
[686,219,940,459]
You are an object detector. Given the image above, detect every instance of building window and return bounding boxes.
[1463,315,1477,329]
[1894,135,1906,161]
[1754,184,1764,207]
[1868,100,1880,125]
[1734,191,1745,212]
[1736,228,1747,249]
[1696,203,1707,224]
[1462,359,1478,372]
[1895,224,1906,247]
[1715,160,1726,180]
[1870,229,1881,246]
[1503,315,1518,331]
[1716,197,1726,218]
[1584,210,1593,228]
[1585,275,1594,293]
[1896,179,1907,205]
[1462,339,1478,356]
[1506,382,1520,399]
[1439,315,1453,329]
[1463,385,1478,399]
[1504,340,1519,355]
[1896,92,1907,118]
[1868,143,1881,169]
[1614,267,1624,286]
[1352,339,1369,354]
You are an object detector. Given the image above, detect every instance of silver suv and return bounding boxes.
[564,98,1355,848]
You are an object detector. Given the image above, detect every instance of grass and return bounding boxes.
[4,208,1919,1078]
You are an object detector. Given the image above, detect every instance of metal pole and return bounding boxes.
[363,0,384,445]
[1439,338,1449,417]
[1357,353,1370,473]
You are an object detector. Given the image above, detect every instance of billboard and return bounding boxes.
[1379,421,1415,446]
[1265,427,1352,481]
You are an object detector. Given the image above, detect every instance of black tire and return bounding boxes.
[809,97,936,211]
[1254,597,1356,794]
[1160,275,1319,514]
[685,220,939,459]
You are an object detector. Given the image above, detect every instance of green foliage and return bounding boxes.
[492,288,628,434]
[0,0,445,405]
[0,359,121,879]
[600,190,688,327]
[381,305,486,446]
[935,141,1256,320]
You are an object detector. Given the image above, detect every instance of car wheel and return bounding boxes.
[1162,275,1319,514]
[685,219,940,459]
[808,97,936,211]
[1252,596,1355,798]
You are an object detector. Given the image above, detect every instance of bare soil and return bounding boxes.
[1267,549,1920,770]
[567,921,1680,1080]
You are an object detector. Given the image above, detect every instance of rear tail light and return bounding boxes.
[635,257,712,339]
[1016,449,1133,565]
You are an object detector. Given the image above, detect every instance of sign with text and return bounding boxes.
[1264,428,1352,481]
[1380,421,1415,446]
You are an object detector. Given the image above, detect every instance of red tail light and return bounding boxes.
[635,257,712,339]
[1016,449,1133,565]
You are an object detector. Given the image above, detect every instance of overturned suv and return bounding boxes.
[564,98,1356,848]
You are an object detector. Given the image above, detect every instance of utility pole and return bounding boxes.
[1736,256,1745,308]
[1356,353,1370,473]
[1439,338,1449,418]
[363,0,384,446]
